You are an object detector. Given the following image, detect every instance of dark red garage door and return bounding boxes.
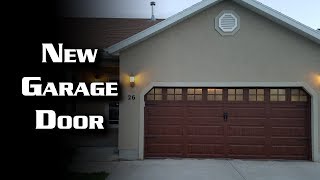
[144,87,311,160]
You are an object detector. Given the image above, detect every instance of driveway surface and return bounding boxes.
[71,159,320,180]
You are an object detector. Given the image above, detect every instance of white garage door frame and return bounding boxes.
[138,82,319,162]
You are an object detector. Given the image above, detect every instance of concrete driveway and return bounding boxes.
[71,159,320,180]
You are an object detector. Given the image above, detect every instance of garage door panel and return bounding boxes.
[187,136,225,144]
[228,137,265,145]
[146,125,183,136]
[271,127,306,137]
[227,107,266,117]
[187,126,224,136]
[187,144,224,155]
[271,137,307,146]
[146,144,183,155]
[270,108,306,118]
[229,145,265,155]
[145,136,184,144]
[271,146,306,156]
[186,117,224,125]
[146,107,184,116]
[186,107,224,117]
[227,126,265,136]
[146,117,183,125]
[228,118,266,126]
[270,118,305,127]
[269,155,307,160]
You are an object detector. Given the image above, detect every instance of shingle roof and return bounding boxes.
[60,18,164,49]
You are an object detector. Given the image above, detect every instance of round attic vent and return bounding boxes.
[215,10,240,36]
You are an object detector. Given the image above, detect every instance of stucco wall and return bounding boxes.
[119,1,320,160]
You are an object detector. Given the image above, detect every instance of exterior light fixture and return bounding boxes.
[130,74,135,88]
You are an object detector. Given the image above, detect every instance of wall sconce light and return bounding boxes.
[130,73,135,88]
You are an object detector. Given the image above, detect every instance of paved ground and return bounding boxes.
[70,159,320,180]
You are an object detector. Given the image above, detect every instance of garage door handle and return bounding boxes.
[223,112,228,121]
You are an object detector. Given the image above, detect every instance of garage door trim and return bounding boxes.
[139,82,319,162]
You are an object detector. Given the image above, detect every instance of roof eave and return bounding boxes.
[104,0,223,55]
[234,0,320,44]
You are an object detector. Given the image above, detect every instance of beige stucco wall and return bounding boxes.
[119,1,320,160]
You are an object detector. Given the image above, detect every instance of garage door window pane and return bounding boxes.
[155,88,162,94]
[270,89,286,102]
[195,95,202,101]
[278,89,286,95]
[278,95,286,101]
[228,89,243,101]
[228,95,236,101]
[249,89,256,94]
[207,88,223,101]
[167,95,174,101]
[188,88,202,101]
[236,89,243,94]
[147,88,162,101]
[175,88,182,94]
[187,95,194,100]
[216,89,223,94]
[270,95,277,101]
[187,89,194,94]
[249,89,264,102]
[148,89,155,95]
[249,95,257,101]
[257,89,264,94]
[147,94,154,100]
[216,95,223,101]
[300,96,307,102]
[167,88,174,94]
[291,95,299,102]
[228,89,235,94]
[236,95,243,101]
[175,95,182,100]
[167,88,182,101]
[291,89,299,95]
[195,89,202,94]
[291,89,308,102]
[155,95,162,100]
[257,95,264,101]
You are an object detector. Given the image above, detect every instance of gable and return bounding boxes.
[120,0,320,82]
[105,0,320,54]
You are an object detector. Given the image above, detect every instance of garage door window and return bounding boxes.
[228,89,243,101]
[167,88,182,101]
[187,88,202,101]
[147,88,162,101]
[207,88,223,101]
[291,89,307,102]
[249,89,264,101]
[270,89,286,101]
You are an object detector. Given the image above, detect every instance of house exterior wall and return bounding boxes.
[119,1,320,160]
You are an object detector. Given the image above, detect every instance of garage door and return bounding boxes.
[144,87,311,160]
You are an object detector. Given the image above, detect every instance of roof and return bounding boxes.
[105,0,320,55]
[61,18,163,49]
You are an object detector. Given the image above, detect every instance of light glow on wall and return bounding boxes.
[316,74,320,86]
[310,72,320,90]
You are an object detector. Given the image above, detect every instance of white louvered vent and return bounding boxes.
[219,13,237,32]
[215,10,240,36]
